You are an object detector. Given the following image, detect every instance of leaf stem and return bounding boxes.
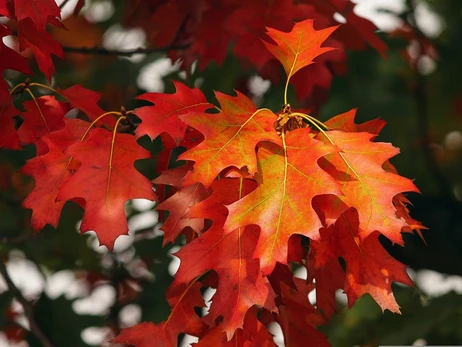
[284,77,290,105]
[24,88,51,132]
[9,83,26,95]
[290,112,330,130]
[29,83,66,98]
[80,111,129,141]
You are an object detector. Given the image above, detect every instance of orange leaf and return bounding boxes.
[333,208,413,312]
[179,91,281,188]
[225,128,341,274]
[263,19,338,81]
[318,130,419,245]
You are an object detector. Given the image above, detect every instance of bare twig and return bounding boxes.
[62,44,189,57]
[59,0,72,10]
[0,261,54,347]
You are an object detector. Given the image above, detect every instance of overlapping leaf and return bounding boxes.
[317,130,419,244]
[21,119,88,231]
[135,81,213,144]
[331,208,413,312]
[179,91,281,188]
[225,128,341,274]
[113,282,207,347]
[56,127,156,248]
[174,179,273,339]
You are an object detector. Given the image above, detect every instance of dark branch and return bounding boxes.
[62,44,189,57]
[0,261,55,347]
[59,0,72,10]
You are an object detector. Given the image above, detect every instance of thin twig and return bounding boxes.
[59,0,72,10]
[62,44,189,57]
[0,261,54,347]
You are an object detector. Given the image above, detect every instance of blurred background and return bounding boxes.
[1,0,462,346]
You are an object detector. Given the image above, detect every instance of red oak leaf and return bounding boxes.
[226,0,299,70]
[56,127,156,249]
[153,162,194,189]
[0,104,21,150]
[58,84,116,128]
[179,91,281,188]
[333,208,413,312]
[113,282,207,347]
[175,225,275,339]
[263,19,338,82]
[17,18,63,80]
[135,81,213,145]
[318,130,419,244]
[279,279,330,347]
[225,128,341,274]
[195,307,277,346]
[13,0,61,31]
[0,25,31,103]
[20,118,89,231]
[17,95,70,154]
[155,183,207,245]
[307,224,345,320]
[324,108,386,134]
[175,178,272,338]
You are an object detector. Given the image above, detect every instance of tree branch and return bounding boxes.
[62,44,189,57]
[0,261,54,347]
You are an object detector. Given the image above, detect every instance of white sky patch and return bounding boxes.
[119,304,142,328]
[85,0,115,23]
[415,269,462,296]
[81,326,112,346]
[137,58,181,92]
[248,75,271,97]
[132,199,156,212]
[73,284,116,315]
[0,257,44,298]
[45,270,88,300]
[168,246,181,276]
[103,24,147,63]
[353,0,406,32]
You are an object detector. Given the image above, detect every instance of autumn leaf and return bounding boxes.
[307,226,346,320]
[263,19,338,82]
[195,307,277,346]
[174,179,273,339]
[279,279,331,347]
[58,84,116,128]
[56,127,156,248]
[113,282,207,347]
[155,183,207,245]
[0,104,21,150]
[0,25,31,103]
[135,81,213,145]
[225,128,341,274]
[332,208,413,312]
[324,108,386,134]
[13,0,61,31]
[17,18,63,80]
[179,91,281,188]
[17,96,70,154]
[21,119,88,231]
[318,130,419,244]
